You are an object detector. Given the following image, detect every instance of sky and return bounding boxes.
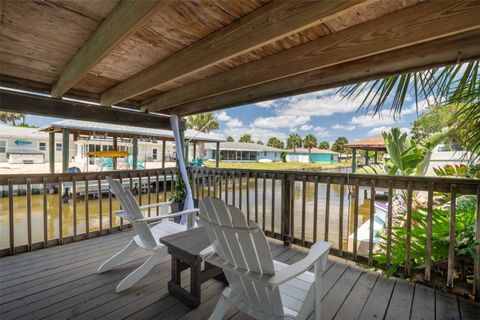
[18,88,427,145]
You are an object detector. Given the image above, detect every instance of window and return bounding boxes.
[39,142,46,151]
[102,145,113,151]
[250,152,257,161]
[153,148,158,160]
[56,143,62,151]
[0,140,6,153]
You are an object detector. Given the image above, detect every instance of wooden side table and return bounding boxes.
[160,227,226,308]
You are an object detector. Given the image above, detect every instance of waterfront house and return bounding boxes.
[285,148,339,163]
[205,142,282,162]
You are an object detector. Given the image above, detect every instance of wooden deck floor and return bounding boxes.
[1,230,479,320]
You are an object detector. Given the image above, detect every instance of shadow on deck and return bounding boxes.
[0,230,478,320]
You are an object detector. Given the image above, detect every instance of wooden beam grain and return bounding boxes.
[100,0,369,106]
[144,0,480,112]
[51,0,166,98]
[0,90,175,130]
[168,30,480,115]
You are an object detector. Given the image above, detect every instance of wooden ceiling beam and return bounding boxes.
[51,0,166,98]
[100,0,370,106]
[143,0,480,112]
[168,30,480,116]
[0,90,178,130]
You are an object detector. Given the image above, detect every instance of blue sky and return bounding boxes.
[20,88,425,145]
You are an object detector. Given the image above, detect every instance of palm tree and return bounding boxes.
[267,137,284,149]
[239,134,253,143]
[303,134,317,154]
[318,141,329,150]
[338,60,479,161]
[187,112,219,158]
[226,136,234,142]
[287,133,302,152]
[0,112,24,126]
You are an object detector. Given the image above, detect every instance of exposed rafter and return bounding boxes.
[51,0,166,98]
[143,0,480,112]
[168,30,480,116]
[0,90,177,130]
[100,0,370,106]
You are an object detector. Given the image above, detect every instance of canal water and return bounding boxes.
[0,168,374,251]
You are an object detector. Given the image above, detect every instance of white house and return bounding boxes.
[205,142,283,162]
[285,148,340,163]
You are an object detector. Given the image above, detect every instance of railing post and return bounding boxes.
[281,174,293,246]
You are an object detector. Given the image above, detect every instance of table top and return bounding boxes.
[160,227,211,256]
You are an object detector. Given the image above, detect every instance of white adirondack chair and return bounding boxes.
[198,197,331,320]
[98,176,199,293]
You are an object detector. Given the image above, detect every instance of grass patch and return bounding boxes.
[203,161,351,171]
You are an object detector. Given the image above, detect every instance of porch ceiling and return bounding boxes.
[1,0,480,118]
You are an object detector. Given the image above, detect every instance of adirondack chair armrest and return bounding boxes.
[138,202,172,210]
[268,241,331,287]
[135,208,200,224]
[115,211,133,222]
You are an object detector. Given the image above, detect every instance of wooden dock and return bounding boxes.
[1,229,479,320]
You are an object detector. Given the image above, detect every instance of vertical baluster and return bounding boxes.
[195,169,200,200]
[447,184,457,287]
[353,179,359,260]
[368,179,376,266]
[8,179,14,254]
[43,178,48,247]
[246,172,250,221]
[475,185,480,298]
[207,170,211,197]
[313,176,319,243]
[171,170,175,194]
[271,175,275,234]
[155,171,160,216]
[26,179,32,251]
[225,171,229,204]
[163,172,167,202]
[301,177,306,245]
[97,176,102,235]
[73,177,77,240]
[213,170,217,198]
[386,180,393,268]
[325,176,331,242]
[108,182,113,231]
[338,177,344,256]
[238,173,242,210]
[201,168,205,199]
[85,177,89,238]
[218,170,223,200]
[405,182,413,276]
[147,173,151,217]
[138,173,142,206]
[119,178,123,230]
[58,177,63,245]
[425,182,433,280]
[254,173,258,222]
[289,175,295,243]
[262,174,267,231]
[232,171,236,206]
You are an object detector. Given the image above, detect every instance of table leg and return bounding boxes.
[171,256,181,285]
[190,256,202,308]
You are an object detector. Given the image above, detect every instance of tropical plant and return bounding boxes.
[0,112,25,126]
[170,174,194,203]
[375,196,479,277]
[239,134,253,143]
[256,140,264,145]
[338,60,480,161]
[303,134,317,154]
[226,136,234,142]
[433,164,480,179]
[268,137,284,149]
[330,136,349,153]
[280,151,287,162]
[187,112,219,158]
[287,133,302,152]
[318,141,329,150]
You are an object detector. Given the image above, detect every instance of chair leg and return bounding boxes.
[209,294,231,320]
[115,247,168,293]
[97,240,137,273]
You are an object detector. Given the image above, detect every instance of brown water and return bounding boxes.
[1,175,372,251]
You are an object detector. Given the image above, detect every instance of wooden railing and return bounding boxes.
[1,167,479,298]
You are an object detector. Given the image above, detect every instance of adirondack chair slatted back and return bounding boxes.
[106,176,157,248]
[199,197,284,316]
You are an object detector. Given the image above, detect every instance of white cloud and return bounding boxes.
[300,124,313,131]
[254,100,277,108]
[216,111,231,121]
[222,125,287,143]
[313,127,330,137]
[331,124,355,131]
[350,110,402,128]
[367,126,410,136]
[226,118,243,128]
[252,115,311,129]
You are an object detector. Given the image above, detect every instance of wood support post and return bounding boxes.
[49,132,55,173]
[351,148,357,173]
[112,137,118,170]
[281,174,294,246]
[132,138,138,170]
[62,129,69,173]
[184,141,189,165]
[179,126,186,165]
[215,142,220,168]
[162,140,166,168]
[193,142,197,161]
[365,150,369,166]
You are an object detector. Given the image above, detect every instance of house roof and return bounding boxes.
[40,120,225,143]
[286,148,339,155]
[2,0,477,121]
[205,142,283,152]
[344,136,386,151]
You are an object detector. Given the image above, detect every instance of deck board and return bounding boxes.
[1,229,479,320]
